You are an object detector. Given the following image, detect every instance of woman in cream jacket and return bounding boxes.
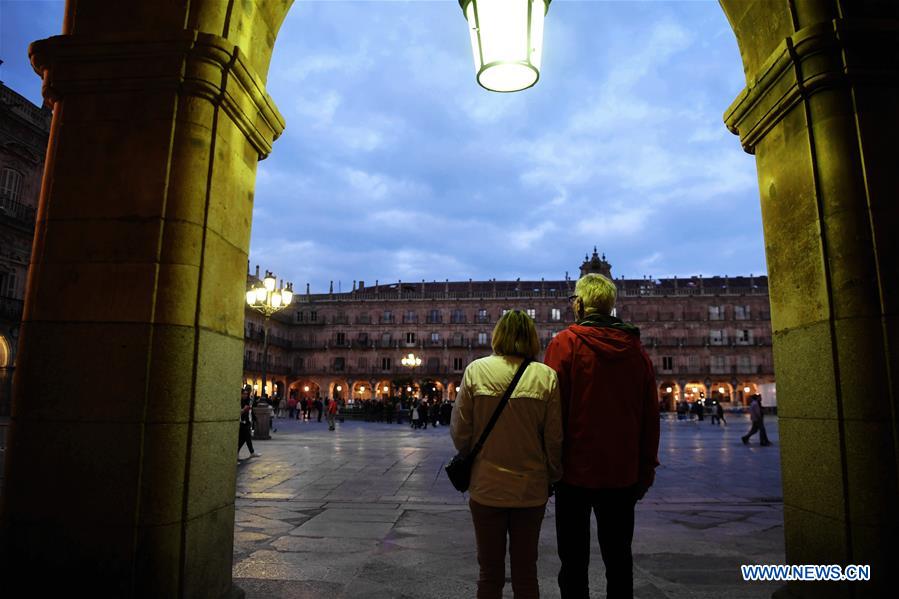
[451,310,563,599]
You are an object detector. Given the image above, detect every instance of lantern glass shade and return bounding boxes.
[263,274,276,291]
[744,386,751,393]
[336,385,342,392]
[282,288,293,305]
[255,287,267,303]
[271,292,282,308]
[464,0,547,92]
[718,386,726,394]
[246,290,256,306]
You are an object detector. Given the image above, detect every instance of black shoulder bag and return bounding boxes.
[445,358,532,493]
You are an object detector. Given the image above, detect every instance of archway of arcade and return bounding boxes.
[350,380,370,402]
[375,379,393,399]
[328,379,349,401]
[2,2,896,598]
[289,379,321,400]
[738,381,758,406]
[658,381,681,412]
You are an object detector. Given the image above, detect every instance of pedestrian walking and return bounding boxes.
[420,401,430,429]
[451,309,563,599]
[315,397,323,422]
[544,273,660,599]
[711,401,726,426]
[742,394,770,446]
[327,397,338,431]
[238,390,261,461]
[411,402,420,429]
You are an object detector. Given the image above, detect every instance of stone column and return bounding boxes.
[722,2,898,597]
[0,2,288,596]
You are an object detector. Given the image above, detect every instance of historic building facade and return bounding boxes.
[243,250,774,410]
[0,82,50,417]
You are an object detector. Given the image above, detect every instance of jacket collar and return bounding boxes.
[576,312,641,337]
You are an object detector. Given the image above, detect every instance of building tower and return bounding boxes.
[579,247,612,278]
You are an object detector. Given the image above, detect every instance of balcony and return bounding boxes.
[355,315,372,325]
[0,194,37,231]
[331,315,349,325]
[268,335,292,349]
[450,314,466,324]
[402,315,418,324]
[0,296,23,322]
[448,337,467,348]
[426,314,443,324]
[476,315,490,324]
[380,315,395,324]
[292,339,322,349]
[242,358,290,375]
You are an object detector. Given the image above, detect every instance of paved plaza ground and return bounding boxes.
[233,414,784,598]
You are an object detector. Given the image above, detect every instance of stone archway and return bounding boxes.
[3,2,896,597]
[658,381,680,412]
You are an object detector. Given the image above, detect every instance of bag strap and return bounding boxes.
[469,358,532,458]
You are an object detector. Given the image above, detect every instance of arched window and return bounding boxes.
[0,335,10,368]
[0,168,23,203]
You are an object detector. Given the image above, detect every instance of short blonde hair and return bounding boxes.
[491,310,540,359]
[575,273,617,315]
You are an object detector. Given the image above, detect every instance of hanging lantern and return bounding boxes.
[460,0,550,93]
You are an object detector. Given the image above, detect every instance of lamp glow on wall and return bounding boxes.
[459,0,550,92]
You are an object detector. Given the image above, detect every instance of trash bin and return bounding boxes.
[252,403,274,440]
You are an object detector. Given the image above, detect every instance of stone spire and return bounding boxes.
[579,247,613,278]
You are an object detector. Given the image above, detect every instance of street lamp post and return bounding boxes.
[246,271,293,401]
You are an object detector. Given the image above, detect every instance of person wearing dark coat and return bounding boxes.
[742,394,770,445]
[544,273,659,599]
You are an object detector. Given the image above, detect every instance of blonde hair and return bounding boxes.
[575,273,617,315]
[491,310,540,359]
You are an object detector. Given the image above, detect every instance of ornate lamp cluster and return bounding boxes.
[246,271,293,316]
[401,353,422,368]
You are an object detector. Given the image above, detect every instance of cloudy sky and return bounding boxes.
[1,0,765,292]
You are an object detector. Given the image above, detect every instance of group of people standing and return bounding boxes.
[451,273,660,599]
[410,399,453,429]
[280,396,324,422]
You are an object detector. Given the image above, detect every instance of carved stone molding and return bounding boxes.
[724,18,899,154]
[28,29,285,159]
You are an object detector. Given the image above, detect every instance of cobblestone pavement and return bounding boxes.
[233,414,784,598]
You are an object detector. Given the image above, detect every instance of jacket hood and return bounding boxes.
[569,314,643,360]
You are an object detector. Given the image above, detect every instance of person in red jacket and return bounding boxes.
[544,273,660,599]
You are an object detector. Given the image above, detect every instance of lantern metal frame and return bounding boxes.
[459,0,552,93]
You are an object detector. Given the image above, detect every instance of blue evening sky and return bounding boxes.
[0,0,765,293]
